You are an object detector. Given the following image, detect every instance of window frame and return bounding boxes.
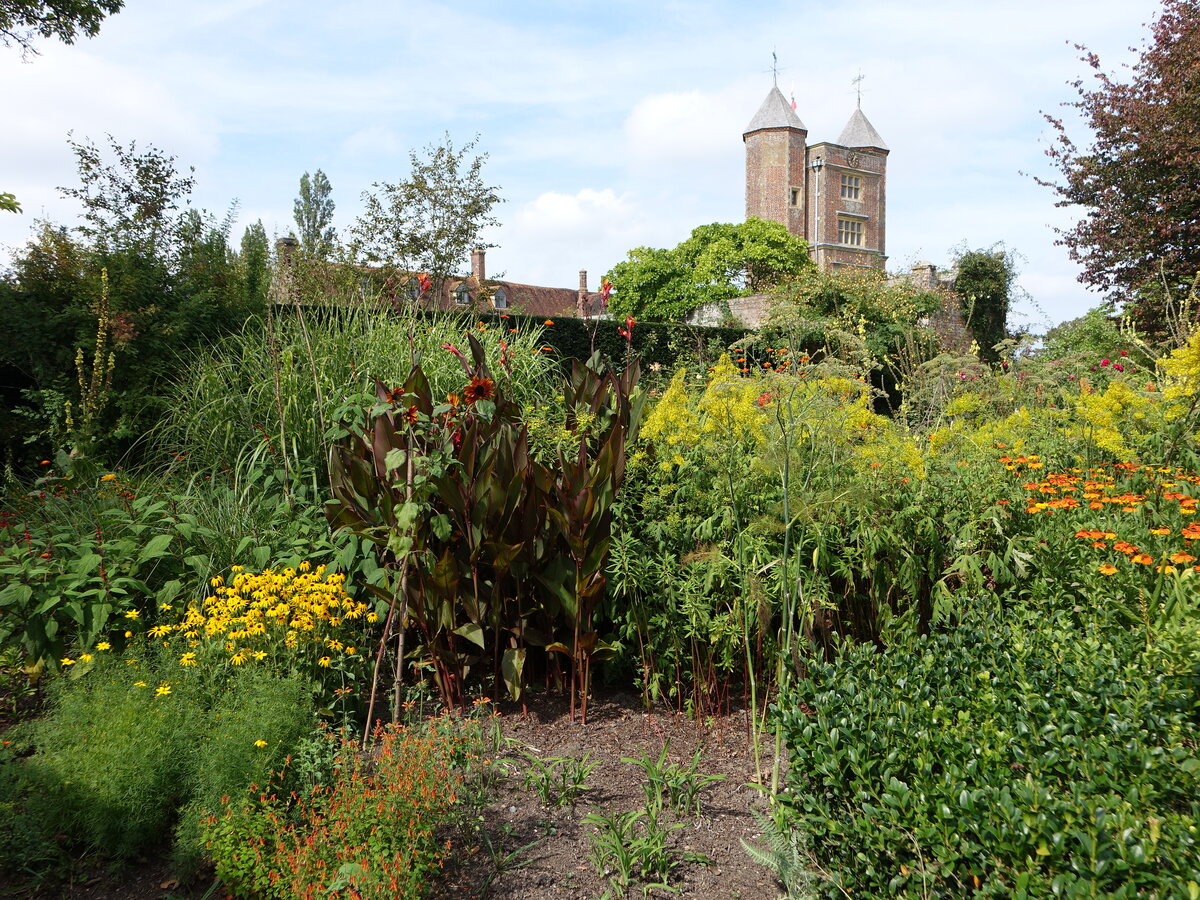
[837,217,864,247]
[840,174,861,201]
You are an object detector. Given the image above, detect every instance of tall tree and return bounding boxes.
[350,134,501,294]
[953,244,1016,364]
[58,133,196,262]
[1040,0,1200,323]
[605,218,814,321]
[1,0,123,56]
[238,219,271,307]
[293,169,336,259]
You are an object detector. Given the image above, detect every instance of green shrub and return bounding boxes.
[774,597,1200,898]
[20,654,199,859]
[7,647,317,870]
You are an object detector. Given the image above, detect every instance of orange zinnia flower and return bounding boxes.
[1098,563,1119,575]
[1131,553,1154,565]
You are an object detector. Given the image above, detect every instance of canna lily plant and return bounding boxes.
[327,334,644,719]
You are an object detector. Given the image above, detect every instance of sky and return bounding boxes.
[0,0,1168,331]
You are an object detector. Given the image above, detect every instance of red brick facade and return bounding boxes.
[744,88,888,272]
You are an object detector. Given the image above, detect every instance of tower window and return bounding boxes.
[789,188,801,207]
[840,174,861,200]
[837,218,864,246]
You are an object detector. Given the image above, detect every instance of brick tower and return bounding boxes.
[743,86,808,236]
[743,87,888,271]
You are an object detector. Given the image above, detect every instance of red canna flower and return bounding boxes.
[418,272,432,295]
[617,314,636,344]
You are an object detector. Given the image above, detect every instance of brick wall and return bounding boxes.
[744,127,808,237]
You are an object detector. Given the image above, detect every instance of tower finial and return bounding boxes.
[851,70,865,108]
[772,50,779,87]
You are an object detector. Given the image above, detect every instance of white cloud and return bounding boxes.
[494,187,654,289]
[624,87,746,170]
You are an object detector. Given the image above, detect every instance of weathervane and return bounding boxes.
[851,70,865,108]
[771,50,779,87]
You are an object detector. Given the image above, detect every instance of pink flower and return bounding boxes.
[1120,350,1128,356]
[1114,363,1125,371]
[1101,358,1110,367]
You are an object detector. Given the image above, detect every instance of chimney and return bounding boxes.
[276,236,298,265]
[578,270,588,292]
[471,248,486,281]
[911,260,937,290]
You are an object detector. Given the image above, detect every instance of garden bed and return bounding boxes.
[0,688,780,900]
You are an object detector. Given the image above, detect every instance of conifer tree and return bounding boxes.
[293,170,336,259]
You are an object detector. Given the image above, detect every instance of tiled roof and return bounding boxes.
[837,108,888,151]
[441,278,604,318]
[744,86,805,134]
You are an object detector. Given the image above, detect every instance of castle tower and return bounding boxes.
[743,85,888,272]
[743,86,808,237]
[805,107,888,271]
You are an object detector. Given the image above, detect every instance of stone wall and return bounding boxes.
[895,262,972,353]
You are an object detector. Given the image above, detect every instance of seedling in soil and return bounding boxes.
[623,739,726,817]
[519,750,597,807]
[584,806,683,896]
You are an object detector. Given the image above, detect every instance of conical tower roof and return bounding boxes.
[837,108,887,150]
[744,86,805,134]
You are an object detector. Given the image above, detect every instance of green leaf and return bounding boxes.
[454,622,485,649]
[136,533,173,565]
[501,647,526,700]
